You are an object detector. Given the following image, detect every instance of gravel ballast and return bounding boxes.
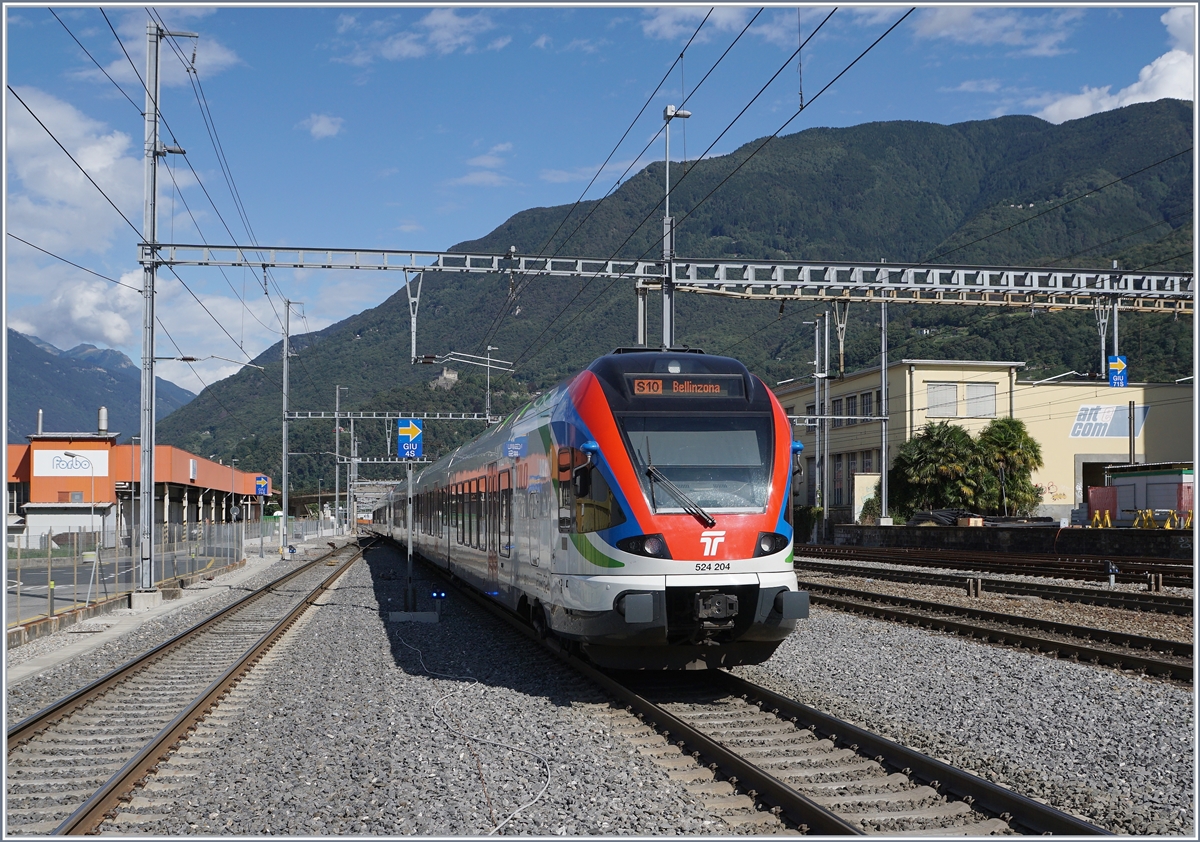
[99,543,722,836]
[737,607,1195,836]
[8,539,1194,835]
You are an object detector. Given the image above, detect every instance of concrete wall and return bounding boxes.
[832,524,1193,560]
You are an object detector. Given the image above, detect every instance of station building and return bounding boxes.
[6,410,274,547]
[774,359,1194,524]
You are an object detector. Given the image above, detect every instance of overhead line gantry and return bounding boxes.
[145,242,1193,319]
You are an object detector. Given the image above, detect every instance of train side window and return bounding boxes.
[499,470,512,557]
[576,467,627,533]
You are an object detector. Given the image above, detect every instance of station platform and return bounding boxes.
[6,535,359,688]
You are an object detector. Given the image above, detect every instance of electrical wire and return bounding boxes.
[473,8,727,353]
[50,8,142,114]
[393,636,551,836]
[7,84,142,238]
[507,7,878,373]
[495,7,789,351]
[7,232,281,414]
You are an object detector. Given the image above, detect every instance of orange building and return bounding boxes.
[7,412,273,548]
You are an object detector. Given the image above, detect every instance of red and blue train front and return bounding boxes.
[545,350,808,669]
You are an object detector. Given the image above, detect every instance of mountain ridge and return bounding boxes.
[152,100,1192,491]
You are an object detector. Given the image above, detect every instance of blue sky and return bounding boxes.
[4,4,1195,394]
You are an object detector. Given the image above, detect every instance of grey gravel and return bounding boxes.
[9,542,1195,836]
[99,542,722,836]
[6,549,323,721]
[736,607,1196,836]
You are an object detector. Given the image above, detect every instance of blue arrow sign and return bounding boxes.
[255,475,269,496]
[1108,355,1128,388]
[397,418,424,459]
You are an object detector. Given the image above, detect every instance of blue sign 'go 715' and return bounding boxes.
[397,419,424,458]
[1108,355,1128,388]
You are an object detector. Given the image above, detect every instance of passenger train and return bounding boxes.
[372,348,808,669]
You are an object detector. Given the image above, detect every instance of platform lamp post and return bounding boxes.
[662,103,690,349]
[63,451,96,606]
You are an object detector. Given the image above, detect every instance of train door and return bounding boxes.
[486,463,500,591]
[526,487,541,567]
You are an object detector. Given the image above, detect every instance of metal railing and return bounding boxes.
[6,517,345,628]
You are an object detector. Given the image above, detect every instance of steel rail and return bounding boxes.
[374,531,1113,834]
[793,559,1194,615]
[798,545,1193,587]
[802,582,1192,682]
[53,540,373,835]
[8,544,346,746]
[714,673,1110,836]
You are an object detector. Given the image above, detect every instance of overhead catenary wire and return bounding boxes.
[7,233,283,407]
[50,8,142,114]
[473,8,725,353]
[506,6,872,374]
[9,83,268,374]
[489,8,780,354]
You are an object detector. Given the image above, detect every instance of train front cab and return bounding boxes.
[543,350,809,670]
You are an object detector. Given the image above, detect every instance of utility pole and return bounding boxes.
[662,104,690,349]
[822,310,830,539]
[138,20,192,595]
[281,299,291,553]
[334,385,346,535]
[880,300,889,521]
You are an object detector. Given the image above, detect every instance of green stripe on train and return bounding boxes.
[570,532,625,568]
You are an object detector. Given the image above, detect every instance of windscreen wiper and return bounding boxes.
[644,439,716,528]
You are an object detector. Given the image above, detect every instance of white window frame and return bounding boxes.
[965,383,997,418]
[926,382,958,418]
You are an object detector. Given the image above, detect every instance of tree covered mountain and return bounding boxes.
[155,99,1193,491]
[7,330,196,444]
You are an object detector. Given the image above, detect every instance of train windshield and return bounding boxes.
[619,414,773,512]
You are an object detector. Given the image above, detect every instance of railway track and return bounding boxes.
[5,540,371,836]
[385,536,1111,835]
[798,580,1193,683]
[600,669,1109,835]
[794,558,1194,615]
[797,545,1193,588]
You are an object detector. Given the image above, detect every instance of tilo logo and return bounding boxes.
[700,530,726,557]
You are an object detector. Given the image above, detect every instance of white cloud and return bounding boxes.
[5,86,142,256]
[944,79,1003,94]
[465,142,512,169]
[1033,8,1194,124]
[334,8,498,64]
[1163,7,1195,53]
[397,220,425,233]
[448,171,514,187]
[9,272,143,350]
[532,34,551,49]
[467,153,505,168]
[297,114,345,139]
[1034,49,1195,123]
[913,8,1083,57]
[380,32,427,60]
[641,6,750,42]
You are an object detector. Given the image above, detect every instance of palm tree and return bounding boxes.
[891,421,982,513]
[976,418,1044,516]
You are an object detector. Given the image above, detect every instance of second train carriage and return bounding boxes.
[374,348,808,669]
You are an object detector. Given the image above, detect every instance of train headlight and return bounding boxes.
[616,534,672,559]
[753,532,792,557]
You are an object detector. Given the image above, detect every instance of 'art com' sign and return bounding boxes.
[33,450,109,477]
[1069,405,1148,439]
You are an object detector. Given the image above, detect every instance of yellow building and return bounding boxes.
[775,359,1193,523]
